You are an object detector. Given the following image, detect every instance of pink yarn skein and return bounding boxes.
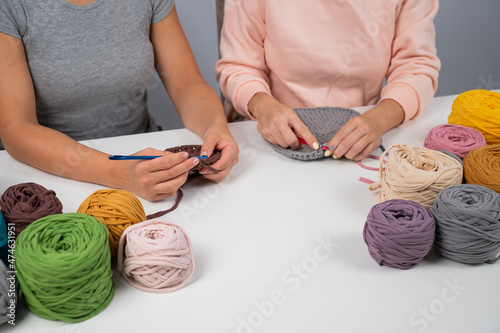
[424,124,487,159]
[117,220,195,293]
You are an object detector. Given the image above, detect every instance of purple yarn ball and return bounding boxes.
[363,199,435,269]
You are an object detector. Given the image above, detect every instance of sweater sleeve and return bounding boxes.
[215,0,271,119]
[381,0,441,122]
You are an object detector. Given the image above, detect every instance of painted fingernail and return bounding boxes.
[332,154,338,159]
[324,150,331,157]
[313,142,319,150]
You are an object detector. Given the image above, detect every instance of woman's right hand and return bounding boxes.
[248,92,318,150]
[116,148,200,202]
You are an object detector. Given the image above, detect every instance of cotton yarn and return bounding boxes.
[77,189,147,259]
[430,184,500,264]
[463,144,500,194]
[424,124,487,159]
[14,213,114,322]
[146,189,184,220]
[0,261,16,326]
[369,144,463,208]
[0,213,7,266]
[363,199,435,269]
[117,219,195,293]
[0,182,63,235]
[165,144,221,173]
[448,89,500,145]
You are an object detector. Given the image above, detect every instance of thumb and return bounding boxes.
[200,138,216,158]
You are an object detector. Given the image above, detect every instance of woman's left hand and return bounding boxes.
[324,99,405,161]
[199,124,239,182]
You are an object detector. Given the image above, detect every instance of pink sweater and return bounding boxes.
[216,0,441,122]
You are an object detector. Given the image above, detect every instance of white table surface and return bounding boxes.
[2,92,499,333]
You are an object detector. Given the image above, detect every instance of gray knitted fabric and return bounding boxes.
[270,107,360,160]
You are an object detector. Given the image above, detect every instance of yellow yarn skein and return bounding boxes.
[78,189,147,259]
[463,144,500,194]
[448,89,500,145]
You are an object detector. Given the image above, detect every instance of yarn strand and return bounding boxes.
[146,189,184,220]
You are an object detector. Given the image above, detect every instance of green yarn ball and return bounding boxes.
[14,213,114,322]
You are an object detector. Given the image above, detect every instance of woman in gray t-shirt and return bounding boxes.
[0,0,239,201]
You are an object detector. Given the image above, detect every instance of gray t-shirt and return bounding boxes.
[0,0,174,140]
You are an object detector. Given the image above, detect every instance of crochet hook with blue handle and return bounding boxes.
[109,155,209,160]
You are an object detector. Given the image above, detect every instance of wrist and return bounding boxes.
[372,99,405,132]
[247,92,272,120]
[98,153,124,189]
[202,118,230,140]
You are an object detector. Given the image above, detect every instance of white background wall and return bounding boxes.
[148,0,500,130]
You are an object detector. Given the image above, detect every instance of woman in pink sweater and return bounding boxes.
[216,0,440,161]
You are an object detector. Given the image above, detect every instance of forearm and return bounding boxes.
[2,123,121,188]
[150,7,229,139]
[171,81,229,139]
